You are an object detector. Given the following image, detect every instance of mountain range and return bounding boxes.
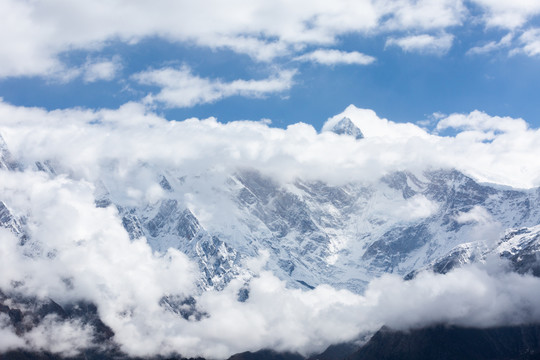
[1,118,539,359]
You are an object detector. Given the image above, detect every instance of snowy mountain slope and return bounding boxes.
[498,226,540,276]
[0,135,19,171]
[1,135,539,294]
[324,117,364,139]
[410,224,540,278]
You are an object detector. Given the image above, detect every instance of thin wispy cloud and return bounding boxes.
[294,49,376,65]
[133,66,296,108]
[385,33,454,55]
[467,32,514,55]
[516,28,540,56]
[82,57,122,83]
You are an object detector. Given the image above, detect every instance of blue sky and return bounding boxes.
[1,0,539,131]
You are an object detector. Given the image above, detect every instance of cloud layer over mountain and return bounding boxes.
[1,100,539,188]
[1,100,540,358]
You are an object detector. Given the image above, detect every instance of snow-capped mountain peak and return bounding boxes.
[0,134,19,171]
[327,117,364,139]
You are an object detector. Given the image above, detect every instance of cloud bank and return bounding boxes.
[1,100,539,188]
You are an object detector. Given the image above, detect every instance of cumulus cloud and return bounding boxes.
[2,0,540,83]
[433,110,539,187]
[385,33,454,55]
[0,169,199,356]
[24,316,95,357]
[378,0,465,30]
[364,265,540,330]
[0,0,471,79]
[471,0,540,29]
[0,100,539,188]
[294,49,376,65]
[175,264,540,358]
[468,28,540,58]
[436,109,528,134]
[133,66,296,108]
[0,314,25,351]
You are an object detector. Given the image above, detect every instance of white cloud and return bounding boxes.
[471,0,540,29]
[0,0,470,79]
[0,314,25,351]
[385,33,454,54]
[514,28,540,56]
[1,100,540,188]
[436,110,528,134]
[456,206,493,225]
[432,110,540,187]
[399,194,440,219]
[173,263,540,358]
[294,49,376,65]
[82,57,122,83]
[467,32,514,55]
[133,66,296,108]
[24,316,95,357]
[0,0,62,78]
[455,206,503,246]
[371,193,439,222]
[43,57,123,84]
[378,0,466,31]
[364,265,540,330]
[467,28,540,58]
[3,0,539,81]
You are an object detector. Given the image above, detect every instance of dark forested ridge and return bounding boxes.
[3,324,540,360]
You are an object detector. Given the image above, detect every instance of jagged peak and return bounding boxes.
[328,117,364,139]
[0,133,20,171]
